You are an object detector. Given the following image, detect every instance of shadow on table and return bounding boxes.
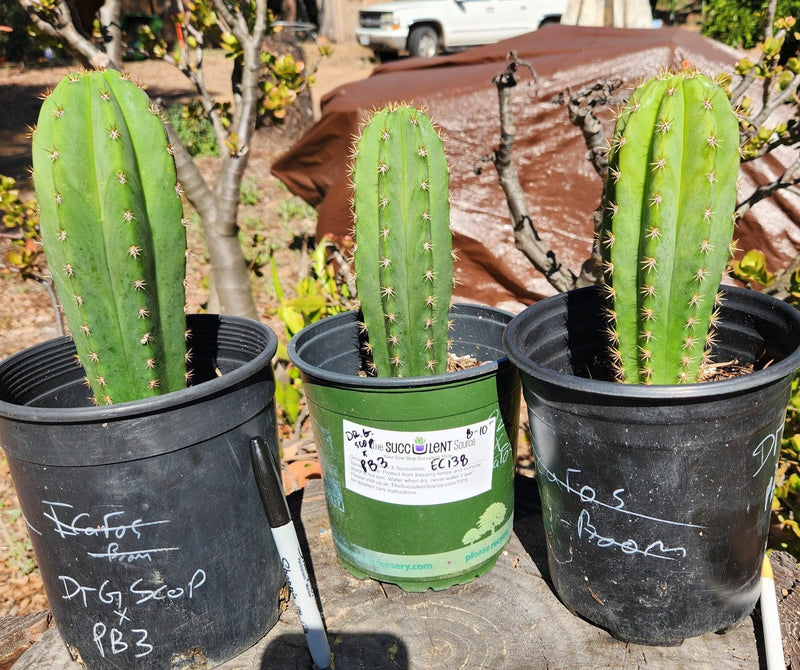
[259,632,409,669]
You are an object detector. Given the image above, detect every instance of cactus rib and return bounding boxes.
[351,103,453,377]
[33,70,187,404]
[599,70,740,384]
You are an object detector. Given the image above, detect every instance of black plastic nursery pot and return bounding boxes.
[0,314,285,668]
[288,304,521,591]
[503,285,800,645]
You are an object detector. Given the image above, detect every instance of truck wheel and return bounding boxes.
[408,26,438,58]
[538,17,560,28]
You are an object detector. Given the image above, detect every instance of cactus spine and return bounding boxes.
[351,103,453,377]
[32,70,188,404]
[599,70,740,384]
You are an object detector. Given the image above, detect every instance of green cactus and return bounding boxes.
[350,103,454,377]
[599,70,740,385]
[32,69,188,405]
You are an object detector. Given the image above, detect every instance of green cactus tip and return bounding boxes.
[32,69,188,405]
[598,68,740,385]
[349,102,455,378]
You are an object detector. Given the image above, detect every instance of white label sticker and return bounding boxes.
[343,417,496,506]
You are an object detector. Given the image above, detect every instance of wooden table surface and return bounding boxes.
[12,476,775,669]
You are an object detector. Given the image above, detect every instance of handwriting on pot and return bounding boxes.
[58,570,207,659]
[576,509,687,560]
[539,464,701,562]
[752,426,783,513]
[41,499,207,661]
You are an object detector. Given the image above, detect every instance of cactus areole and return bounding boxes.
[351,103,454,378]
[32,70,188,405]
[599,70,740,385]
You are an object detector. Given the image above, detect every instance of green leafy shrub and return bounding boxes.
[270,237,353,426]
[702,0,800,48]
[0,175,42,279]
[164,101,219,156]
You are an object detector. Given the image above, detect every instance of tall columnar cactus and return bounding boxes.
[32,69,188,405]
[351,103,454,377]
[599,70,740,385]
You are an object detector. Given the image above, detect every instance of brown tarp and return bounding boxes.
[272,25,800,311]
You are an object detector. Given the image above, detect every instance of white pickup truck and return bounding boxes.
[355,0,567,58]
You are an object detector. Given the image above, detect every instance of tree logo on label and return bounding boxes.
[461,502,507,545]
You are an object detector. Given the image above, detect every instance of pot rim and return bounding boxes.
[503,285,800,401]
[0,313,277,423]
[288,302,514,390]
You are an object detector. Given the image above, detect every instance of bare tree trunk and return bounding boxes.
[765,0,778,36]
[281,0,297,22]
[98,0,123,66]
[165,120,260,319]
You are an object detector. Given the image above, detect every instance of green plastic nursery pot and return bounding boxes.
[503,285,800,646]
[0,314,285,668]
[288,304,520,591]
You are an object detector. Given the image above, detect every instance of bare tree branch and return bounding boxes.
[730,60,758,104]
[190,0,272,318]
[551,79,628,287]
[483,54,578,293]
[98,0,123,66]
[765,249,800,299]
[750,70,800,132]
[163,122,214,219]
[161,0,281,318]
[213,0,247,39]
[483,9,800,301]
[37,275,65,336]
[162,7,230,152]
[551,79,625,179]
[742,122,800,160]
[18,0,265,318]
[735,153,800,219]
[19,0,114,68]
[766,0,778,37]
[729,20,800,227]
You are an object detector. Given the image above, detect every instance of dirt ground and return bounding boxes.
[0,40,375,620]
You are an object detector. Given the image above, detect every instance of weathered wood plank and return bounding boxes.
[771,550,800,668]
[0,610,51,670]
[11,477,778,669]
